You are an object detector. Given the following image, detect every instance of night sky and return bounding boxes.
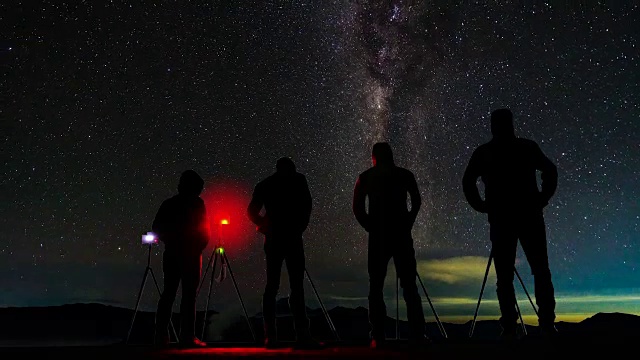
[2,1,639,332]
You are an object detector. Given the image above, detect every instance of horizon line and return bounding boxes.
[2,301,639,324]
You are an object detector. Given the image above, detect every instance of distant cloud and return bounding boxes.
[418,256,495,284]
[329,296,369,302]
[556,294,640,303]
[430,296,498,306]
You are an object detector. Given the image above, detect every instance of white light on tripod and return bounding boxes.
[142,232,157,244]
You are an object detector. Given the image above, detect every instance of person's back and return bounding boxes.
[472,138,552,216]
[354,142,421,240]
[257,171,310,234]
[357,165,416,235]
[152,193,208,255]
[463,108,557,222]
[249,158,312,239]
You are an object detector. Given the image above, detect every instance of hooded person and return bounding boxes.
[247,157,323,349]
[153,170,209,347]
[462,108,559,340]
[352,142,429,349]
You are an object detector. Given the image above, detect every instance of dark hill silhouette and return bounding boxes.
[0,303,217,345]
[567,312,640,337]
[220,297,640,344]
[1,300,639,346]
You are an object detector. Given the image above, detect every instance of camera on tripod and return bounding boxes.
[127,230,179,344]
[141,232,158,245]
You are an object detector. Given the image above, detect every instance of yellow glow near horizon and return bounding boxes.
[328,292,640,324]
[417,256,496,284]
[433,314,581,324]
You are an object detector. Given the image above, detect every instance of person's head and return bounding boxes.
[177,170,204,196]
[490,108,515,139]
[276,157,296,174]
[372,142,394,167]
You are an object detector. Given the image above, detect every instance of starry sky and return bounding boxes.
[2,1,639,331]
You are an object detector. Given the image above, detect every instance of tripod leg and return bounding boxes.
[126,267,150,344]
[514,299,527,336]
[470,252,493,338]
[416,272,448,339]
[515,267,539,317]
[197,250,217,298]
[150,268,178,341]
[395,275,399,340]
[201,252,219,340]
[305,268,340,342]
[223,253,257,343]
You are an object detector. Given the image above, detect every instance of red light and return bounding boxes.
[170,347,295,355]
[201,177,255,254]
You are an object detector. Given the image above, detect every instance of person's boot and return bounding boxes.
[153,328,171,347]
[539,322,560,341]
[264,336,281,349]
[294,331,325,350]
[369,337,387,350]
[407,321,431,350]
[408,334,432,351]
[369,330,387,350]
[178,336,207,348]
[263,321,280,349]
[499,324,522,343]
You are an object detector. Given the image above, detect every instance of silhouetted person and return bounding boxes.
[153,170,209,348]
[353,142,428,349]
[247,157,323,349]
[462,108,559,340]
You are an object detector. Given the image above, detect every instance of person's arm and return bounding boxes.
[196,201,210,252]
[151,200,173,243]
[352,175,370,231]
[533,143,558,207]
[462,149,489,213]
[300,175,312,233]
[407,171,422,228]
[247,183,268,233]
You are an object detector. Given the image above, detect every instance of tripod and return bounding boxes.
[197,244,256,342]
[469,249,539,338]
[126,244,178,344]
[305,267,341,342]
[393,271,448,340]
[197,246,341,343]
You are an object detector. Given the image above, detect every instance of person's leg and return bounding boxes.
[155,252,181,343]
[393,244,426,342]
[284,239,311,340]
[179,254,202,343]
[263,240,285,344]
[490,221,519,334]
[368,236,391,344]
[519,213,556,330]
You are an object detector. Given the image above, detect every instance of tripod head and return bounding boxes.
[127,231,178,343]
[215,217,229,251]
[141,232,158,245]
[141,232,158,267]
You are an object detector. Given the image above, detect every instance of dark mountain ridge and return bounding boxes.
[0,303,217,344]
[1,301,638,345]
